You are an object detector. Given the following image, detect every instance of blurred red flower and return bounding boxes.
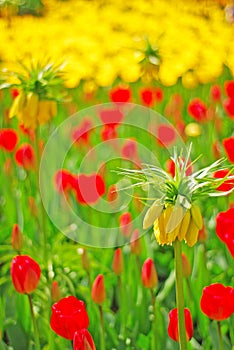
[11,255,41,294]
[223,137,234,163]
[50,296,89,340]
[99,108,124,128]
[224,80,234,98]
[210,84,221,102]
[75,173,106,204]
[54,169,76,193]
[121,138,138,160]
[15,143,35,170]
[141,258,158,289]
[10,88,20,99]
[223,98,234,119]
[112,248,124,275]
[213,169,234,192]
[188,98,208,122]
[91,274,106,304]
[51,281,62,303]
[216,207,234,257]
[168,308,193,342]
[0,128,18,152]
[157,124,176,147]
[154,87,163,102]
[101,124,118,141]
[109,86,131,103]
[139,87,154,107]
[11,224,23,251]
[107,184,118,202]
[73,329,96,350]
[200,283,234,320]
[119,212,132,236]
[72,119,93,146]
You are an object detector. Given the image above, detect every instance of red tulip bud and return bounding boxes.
[11,255,41,294]
[141,258,158,289]
[73,328,96,350]
[91,274,106,304]
[51,281,62,302]
[112,248,124,275]
[11,224,23,251]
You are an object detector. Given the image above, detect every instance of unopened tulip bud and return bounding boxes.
[168,308,193,342]
[130,229,142,255]
[73,328,96,350]
[91,274,106,304]
[112,248,124,275]
[11,224,23,251]
[142,258,158,289]
[182,253,191,278]
[51,281,62,302]
[28,197,38,217]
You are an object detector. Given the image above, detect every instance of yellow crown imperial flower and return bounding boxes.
[118,144,234,247]
[1,60,66,129]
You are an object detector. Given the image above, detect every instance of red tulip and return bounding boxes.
[54,169,76,193]
[72,119,93,145]
[224,80,234,98]
[154,87,163,102]
[119,212,132,236]
[121,139,138,160]
[75,173,106,205]
[200,283,234,320]
[91,274,106,304]
[15,143,35,170]
[130,229,142,255]
[213,169,234,192]
[112,248,124,275]
[157,124,176,147]
[11,255,41,294]
[107,184,118,202]
[216,207,234,257]
[0,128,18,152]
[139,87,154,107]
[99,108,124,128]
[11,224,23,251]
[188,98,208,122]
[50,296,89,340]
[223,98,234,119]
[142,258,158,289]
[100,124,118,141]
[223,137,234,163]
[210,84,221,102]
[109,86,131,103]
[73,329,96,350]
[168,308,193,342]
[51,281,62,302]
[11,88,20,99]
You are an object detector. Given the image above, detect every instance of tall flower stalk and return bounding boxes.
[118,144,234,349]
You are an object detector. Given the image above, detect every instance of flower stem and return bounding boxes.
[217,321,223,350]
[174,239,188,350]
[98,305,106,350]
[27,294,40,350]
[150,288,157,350]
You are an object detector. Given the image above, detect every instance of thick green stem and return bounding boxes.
[217,321,223,350]
[98,305,106,350]
[28,294,40,350]
[174,239,188,350]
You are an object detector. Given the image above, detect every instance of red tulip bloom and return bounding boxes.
[157,124,176,147]
[74,173,106,205]
[91,274,106,304]
[0,128,18,152]
[188,98,208,122]
[154,87,163,102]
[223,137,234,163]
[216,207,234,257]
[72,119,93,145]
[213,169,234,192]
[224,80,234,98]
[141,258,158,289]
[223,98,234,119]
[109,86,131,103]
[168,308,193,342]
[50,296,89,340]
[99,108,124,128]
[101,125,118,141]
[54,169,76,193]
[73,329,96,350]
[210,84,221,102]
[121,139,138,160]
[11,255,41,294]
[139,87,154,107]
[200,283,234,320]
[15,143,35,170]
